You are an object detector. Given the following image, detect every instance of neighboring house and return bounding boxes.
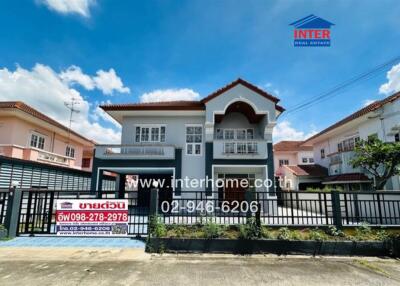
[274,141,327,191]
[0,101,95,171]
[303,91,400,191]
[92,78,284,204]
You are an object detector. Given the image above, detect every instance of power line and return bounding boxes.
[282,55,400,117]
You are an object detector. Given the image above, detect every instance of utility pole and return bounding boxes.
[64,97,80,165]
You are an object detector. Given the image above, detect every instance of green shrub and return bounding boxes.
[354,222,373,241]
[203,221,222,239]
[376,229,390,241]
[238,217,261,240]
[277,227,292,240]
[326,226,345,238]
[308,228,328,241]
[290,230,302,240]
[149,215,167,238]
[261,227,272,239]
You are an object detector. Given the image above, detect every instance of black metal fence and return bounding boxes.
[156,190,400,227]
[2,189,400,238]
[0,190,8,224]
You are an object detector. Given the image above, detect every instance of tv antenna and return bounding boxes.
[64,97,80,148]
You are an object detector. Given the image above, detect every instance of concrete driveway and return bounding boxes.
[0,248,399,285]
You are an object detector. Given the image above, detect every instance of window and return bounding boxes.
[30,133,45,150]
[246,129,254,140]
[338,136,360,152]
[309,158,314,163]
[135,125,165,143]
[224,129,235,140]
[279,159,289,166]
[216,129,223,139]
[395,133,399,142]
[320,149,325,159]
[236,129,246,140]
[82,158,91,168]
[65,146,75,158]
[186,125,202,155]
[302,158,307,163]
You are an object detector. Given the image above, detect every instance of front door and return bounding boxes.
[224,175,248,203]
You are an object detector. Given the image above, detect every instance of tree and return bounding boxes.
[351,138,400,190]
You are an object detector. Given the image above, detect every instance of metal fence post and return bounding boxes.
[331,190,343,229]
[149,188,159,216]
[4,187,23,238]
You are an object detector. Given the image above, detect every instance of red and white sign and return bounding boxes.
[56,199,129,236]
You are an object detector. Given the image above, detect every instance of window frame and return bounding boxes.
[279,159,289,167]
[29,132,46,150]
[320,148,325,159]
[65,145,75,158]
[134,124,166,143]
[186,124,203,156]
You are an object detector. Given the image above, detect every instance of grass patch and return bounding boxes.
[353,259,391,278]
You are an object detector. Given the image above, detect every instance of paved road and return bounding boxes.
[0,248,399,285]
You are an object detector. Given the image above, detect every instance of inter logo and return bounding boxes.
[290,15,334,47]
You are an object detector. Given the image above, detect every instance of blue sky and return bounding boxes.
[0,0,399,143]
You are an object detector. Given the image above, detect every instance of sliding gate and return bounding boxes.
[17,189,150,236]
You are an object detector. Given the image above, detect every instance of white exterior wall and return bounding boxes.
[310,97,400,190]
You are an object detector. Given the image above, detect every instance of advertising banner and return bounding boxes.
[56,199,129,236]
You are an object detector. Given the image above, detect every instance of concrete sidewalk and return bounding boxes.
[0,248,399,285]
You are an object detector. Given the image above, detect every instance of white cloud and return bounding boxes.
[273,120,317,142]
[379,62,400,95]
[60,66,130,95]
[93,69,130,95]
[60,65,95,90]
[38,0,96,17]
[0,64,120,144]
[362,99,376,107]
[91,101,121,129]
[140,88,200,103]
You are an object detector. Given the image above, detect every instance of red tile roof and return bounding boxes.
[285,164,328,177]
[100,101,205,111]
[304,91,400,143]
[100,78,285,113]
[274,141,313,152]
[201,78,281,104]
[0,101,95,144]
[323,173,371,183]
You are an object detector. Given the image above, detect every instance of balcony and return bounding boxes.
[0,144,74,167]
[95,144,176,160]
[213,140,268,159]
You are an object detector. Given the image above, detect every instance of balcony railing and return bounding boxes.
[37,149,70,165]
[213,140,268,159]
[95,144,175,160]
[223,142,258,154]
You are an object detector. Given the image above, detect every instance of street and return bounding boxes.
[0,248,399,285]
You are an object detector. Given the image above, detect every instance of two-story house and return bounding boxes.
[274,141,327,191]
[91,79,284,205]
[0,101,94,171]
[303,91,400,191]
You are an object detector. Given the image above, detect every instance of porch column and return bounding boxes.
[116,174,126,199]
